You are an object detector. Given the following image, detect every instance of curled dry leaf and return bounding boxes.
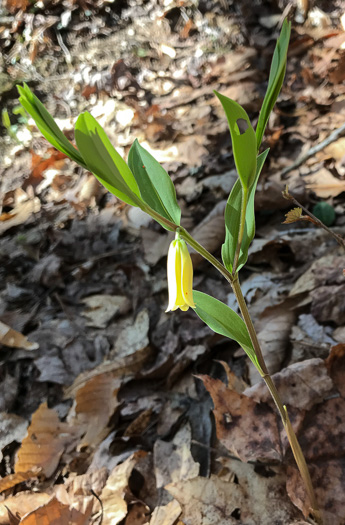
[0,321,38,351]
[100,451,147,525]
[71,372,121,448]
[15,402,74,479]
[199,375,281,462]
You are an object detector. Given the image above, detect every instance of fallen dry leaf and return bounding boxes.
[0,321,38,350]
[0,199,41,236]
[15,403,74,478]
[100,451,147,525]
[200,375,281,462]
[249,302,296,385]
[154,424,199,494]
[81,295,130,328]
[325,343,345,398]
[245,358,333,411]
[304,168,345,198]
[70,373,121,448]
[0,493,51,524]
[149,499,182,525]
[19,496,88,525]
[166,475,244,525]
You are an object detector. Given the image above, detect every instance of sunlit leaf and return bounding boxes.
[75,112,143,208]
[256,20,291,149]
[17,84,86,167]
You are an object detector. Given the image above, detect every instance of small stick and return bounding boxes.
[282,186,345,249]
[281,121,345,178]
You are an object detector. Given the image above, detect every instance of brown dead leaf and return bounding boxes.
[0,321,38,351]
[200,375,281,462]
[100,451,147,525]
[81,295,131,328]
[0,471,40,494]
[71,373,121,448]
[325,344,345,398]
[15,403,73,478]
[124,503,150,525]
[311,284,345,325]
[0,493,51,524]
[0,199,41,236]
[245,358,333,411]
[218,457,305,524]
[149,499,181,525]
[166,475,244,525]
[19,496,88,525]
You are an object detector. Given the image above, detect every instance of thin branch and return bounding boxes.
[281,121,345,178]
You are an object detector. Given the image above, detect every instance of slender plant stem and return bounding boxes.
[232,186,248,275]
[179,230,323,523]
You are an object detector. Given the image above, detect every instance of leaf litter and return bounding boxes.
[1,1,345,523]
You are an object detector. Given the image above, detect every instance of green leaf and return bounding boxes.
[237,148,269,270]
[312,202,336,227]
[256,19,291,149]
[128,139,181,225]
[17,84,86,168]
[193,290,262,373]
[222,149,269,273]
[214,91,257,190]
[75,112,143,208]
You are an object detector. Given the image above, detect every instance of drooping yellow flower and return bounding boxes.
[166,232,195,312]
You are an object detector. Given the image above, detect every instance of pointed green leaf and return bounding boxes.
[222,149,269,273]
[256,20,291,149]
[193,290,262,373]
[237,148,270,270]
[17,84,86,167]
[215,91,257,190]
[75,112,143,208]
[128,139,181,225]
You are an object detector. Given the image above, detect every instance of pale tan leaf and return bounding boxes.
[0,199,41,235]
[15,403,73,478]
[149,499,182,525]
[71,372,121,448]
[0,321,38,351]
[101,451,147,525]
[166,475,243,525]
[81,295,130,329]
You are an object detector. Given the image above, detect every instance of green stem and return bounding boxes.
[177,230,322,524]
[232,186,248,274]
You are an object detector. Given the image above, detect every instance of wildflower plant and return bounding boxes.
[17,20,323,524]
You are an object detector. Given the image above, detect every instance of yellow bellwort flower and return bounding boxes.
[166,231,195,312]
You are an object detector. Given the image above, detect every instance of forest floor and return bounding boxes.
[1,0,345,523]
